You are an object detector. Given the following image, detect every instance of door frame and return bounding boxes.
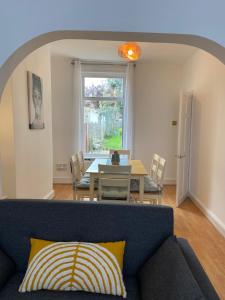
[176,91,193,207]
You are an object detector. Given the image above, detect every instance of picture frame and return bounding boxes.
[27,71,45,129]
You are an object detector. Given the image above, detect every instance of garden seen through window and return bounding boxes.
[83,76,124,154]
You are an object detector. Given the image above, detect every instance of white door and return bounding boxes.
[176,91,193,206]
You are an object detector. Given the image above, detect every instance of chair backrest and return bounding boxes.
[77,150,85,175]
[155,157,166,187]
[98,164,131,201]
[109,149,131,159]
[150,153,160,181]
[70,154,82,182]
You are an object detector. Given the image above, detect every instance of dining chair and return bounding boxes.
[77,150,85,175]
[98,164,131,202]
[143,156,166,204]
[109,149,131,159]
[131,154,166,204]
[155,156,166,188]
[150,153,160,181]
[130,153,160,193]
[70,154,96,200]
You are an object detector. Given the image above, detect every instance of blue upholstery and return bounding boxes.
[130,176,161,193]
[0,200,173,275]
[0,200,218,299]
[138,236,206,300]
[0,274,139,300]
[177,238,219,300]
[0,249,16,290]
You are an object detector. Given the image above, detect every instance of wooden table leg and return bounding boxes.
[90,174,95,201]
[139,176,144,202]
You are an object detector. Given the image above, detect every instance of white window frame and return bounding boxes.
[81,71,126,156]
[82,72,126,101]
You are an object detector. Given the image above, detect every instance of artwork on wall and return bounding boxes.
[27,71,45,129]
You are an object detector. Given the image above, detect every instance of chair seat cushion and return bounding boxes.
[83,173,90,179]
[130,176,161,193]
[0,273,140,300]
[101,187,128,199]
[138,236,205,300]
[76,177,90,189]
[73,176,98,190]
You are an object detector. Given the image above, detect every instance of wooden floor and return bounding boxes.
[53,184,225,299]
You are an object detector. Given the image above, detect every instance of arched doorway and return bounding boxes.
[1,30,225,99]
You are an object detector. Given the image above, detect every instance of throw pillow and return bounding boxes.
[138,236,205,300]
[19,238,127,298]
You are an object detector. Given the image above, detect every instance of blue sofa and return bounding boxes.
[0,200,219,299]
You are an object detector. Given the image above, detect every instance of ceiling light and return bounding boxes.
[118,42,141,61]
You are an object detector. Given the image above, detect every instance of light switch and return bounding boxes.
[172,120,177,126]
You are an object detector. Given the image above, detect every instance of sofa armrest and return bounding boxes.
[177,238,219,300]
[0,249,16,290]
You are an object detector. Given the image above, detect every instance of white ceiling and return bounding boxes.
[50,39,197,64]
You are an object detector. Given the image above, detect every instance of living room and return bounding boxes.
[0,1,225,299]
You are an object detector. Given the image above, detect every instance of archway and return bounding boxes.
[1,30,225,98]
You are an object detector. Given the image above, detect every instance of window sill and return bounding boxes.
[84,153,110,161]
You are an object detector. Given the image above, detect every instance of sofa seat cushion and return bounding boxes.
[130,177,161,193]
[0,273,140,300]
[138,236,206,300]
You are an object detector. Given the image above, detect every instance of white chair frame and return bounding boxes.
[98,164,131,202]
[70,154,93,201]
[150,153,160,181]
[140,154,166,205]
[77,150,85,175]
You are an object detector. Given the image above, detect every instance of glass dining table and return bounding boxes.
[86,158,148,201]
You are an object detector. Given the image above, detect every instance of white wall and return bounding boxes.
[0,46,53,199]
[51,54,74,183]
[182,49,225,236]
[134,62,181,183]
[0,80,16,197]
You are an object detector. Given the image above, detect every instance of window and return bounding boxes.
[82,75,125,154]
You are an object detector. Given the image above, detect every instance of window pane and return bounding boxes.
[84,77,123,98]
[84,100,123,153]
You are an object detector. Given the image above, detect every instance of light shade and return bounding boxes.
[118,42,141,61]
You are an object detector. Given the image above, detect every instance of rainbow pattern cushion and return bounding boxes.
[19,238,127,298]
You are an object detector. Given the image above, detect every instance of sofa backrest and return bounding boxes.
[0,200,173,276]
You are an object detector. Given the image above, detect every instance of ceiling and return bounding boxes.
[50,39,197,64]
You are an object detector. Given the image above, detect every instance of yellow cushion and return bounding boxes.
[19,238,127,298]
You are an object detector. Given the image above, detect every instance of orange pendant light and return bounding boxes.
[118,42,141,61]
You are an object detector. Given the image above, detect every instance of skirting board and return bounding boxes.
[189,192,225,239]
[53,177,72,184]
[163,178,176,185]
[43,190,55,200]
[0,195,7,200]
